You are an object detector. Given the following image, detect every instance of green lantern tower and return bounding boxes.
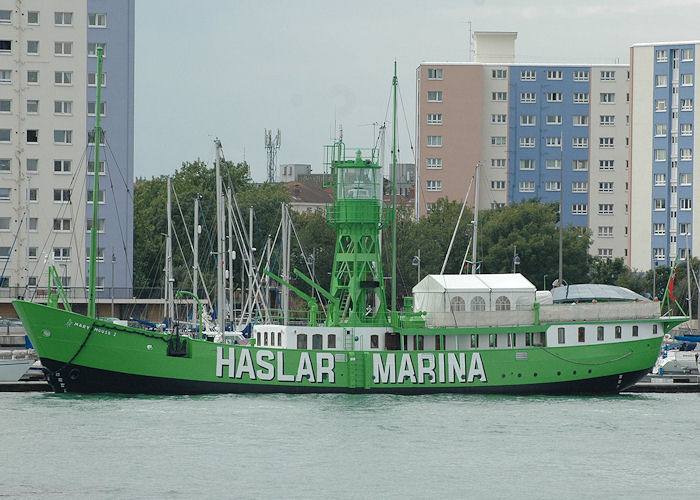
[325,142,388,327]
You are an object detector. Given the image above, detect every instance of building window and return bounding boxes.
[491,114,507,123]
[520,137,535,148]
[572,137,588,148]
[491,159,506,168]
[490,202,505,209]
[573,70,589,81]
[546,114,562,125]
[426,180,442,192]
[54,130,72,144]
[599,137,614,148]
[54,100,72,115]
[0,99,9,113]
[54,160,72,173]
[491,69,507,79]
[87,189,106,203]
[491,180,506,190]
[572,181,588,193]
[600,93,615,104]
[426,158,442,169]
[598,226,613,237]
[599,160,615,171]
[427,91,443,102]
[545,181,560,192]
[654,248,666,261]
[682,73,694,86]
[26,99,39,114]
[578,327,586,343]
[0,187,10,201]
[546,136,561,147]
[655,123,667,136]
[680,198,692,210]
[0,40,11,53]
[519,159,535,170]
[26,130,38,143]
[86,218,106,232]
[680,173,692,185]
[0,246,10,259]
[54,71,72,85]
[28,218,37,231]
[520,114,535,126]
[87,43,107,57]
[491,92,507,101]
[88,13,107,28]
[0,10,10,23]
[54,41,72,56]
[679,223,691,235]
[681,98,693,111]
[520,92,536,103]
[653,223,666,235]
[53,247,71,262]
[600,70,615,81]
[656,49,668,62]
[495,296,511,311]
[53,218,71,231]
[27,40,39,55]
[654,198,665,210]
[0,158,9,171]
[426,135,442,147]
[28,188,37,201]
[599,182,614,192]
[681,48,694,61]
[546,159,561,170]
[519,181,535,193]
[26,159,38,172]
[53,189,71,202]
[0,216,9,230]
[655,99,667,112]
[598,203,614,215]
[87,101,107,117]
[54,12,73,25]
[573,93,589,103]
[0,128,11,142]
[520,69,536,81]
[547,70,563,80]
[88,130,106,145]
[547,92,563,102]
[27,11,39,24]
[572,160,589,171]
[680,148,692,160]
[572,115,589,126]
[491,136,507,146]
[0,69,12,83]
[87,72,107,87]
[654,149,667,161]
[655,74,668,87]
[654,173,666,185]
[681,123,693,136]
[600,115,615,126]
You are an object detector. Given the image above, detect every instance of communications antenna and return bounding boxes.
[264,129,281,183]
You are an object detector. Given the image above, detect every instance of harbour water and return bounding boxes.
[2,392,699,498]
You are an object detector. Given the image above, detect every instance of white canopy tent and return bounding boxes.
[412,273,537,313]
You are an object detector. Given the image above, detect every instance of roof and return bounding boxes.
[551,284,647,303]
[413,273,536,294]
[285,182,333,205]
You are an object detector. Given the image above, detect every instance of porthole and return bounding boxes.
[557,371,561,376]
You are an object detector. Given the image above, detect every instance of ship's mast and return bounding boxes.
[391,61,398,321]
[87,47,104,319]
[215,138,225,333]
[471,162,480,274]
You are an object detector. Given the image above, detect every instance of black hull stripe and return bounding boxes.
[40,358,649,395]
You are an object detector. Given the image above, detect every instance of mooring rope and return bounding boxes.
[539,347,633,365]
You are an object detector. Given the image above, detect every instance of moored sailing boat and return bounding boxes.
[13,62,686,395]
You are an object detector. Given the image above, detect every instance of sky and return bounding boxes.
[134,0,700,182]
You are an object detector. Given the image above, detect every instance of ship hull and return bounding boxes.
[14,300,663,396]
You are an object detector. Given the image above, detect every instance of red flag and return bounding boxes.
[669,267,677,302]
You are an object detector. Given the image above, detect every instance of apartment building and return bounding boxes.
[630,41,699,270]
[416,32,630,261]
[0,0,134,306]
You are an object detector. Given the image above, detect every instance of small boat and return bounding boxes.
[0,358,34,382]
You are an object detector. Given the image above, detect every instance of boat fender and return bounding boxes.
[69,368,80,381]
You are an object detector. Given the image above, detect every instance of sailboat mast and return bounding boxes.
[391,61,398,321]
[215,138,225,333]
[471,162,480,275]
[87,47,104,319]
[192,195,199,299]
[166,176,174,323]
